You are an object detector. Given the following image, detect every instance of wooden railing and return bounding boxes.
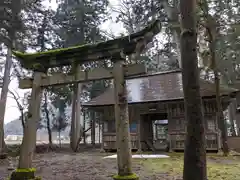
[170,132,218,150]
[103,133,138,150]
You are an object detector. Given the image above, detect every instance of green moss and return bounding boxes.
[12,19,161,71]
[15,168,36,172]
[113,173,139,180]
[12,43,95,61]
[138,153,240,180]
[12,42,101,70]
[10,168,36,180]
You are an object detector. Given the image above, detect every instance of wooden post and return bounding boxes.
[100,111,105,152]
[70,65,82,151]
[83,110,86,144]
[18,72,42,169]
[112,60,138,180]
[98,112,101,144]
[167,105,172,152]
[137,115,142,153]
[91,111,96,145]
[236,112,240,136]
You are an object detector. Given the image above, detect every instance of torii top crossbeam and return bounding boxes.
[13,20,161,72]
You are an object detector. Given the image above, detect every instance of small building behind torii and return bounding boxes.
[83,70,239,152]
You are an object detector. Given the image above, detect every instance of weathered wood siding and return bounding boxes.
[168,99,219,150]
[103,133,138,150]
[227,136,240,152]
[101,98,220,151]
[102,106,139,150]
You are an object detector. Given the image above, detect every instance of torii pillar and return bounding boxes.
[11,72,43,180]
[112,59,139,180]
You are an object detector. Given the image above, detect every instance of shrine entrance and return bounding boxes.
[140,113,169,151]
[153,117,169,151]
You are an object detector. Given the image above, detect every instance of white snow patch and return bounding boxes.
[103,154,169,159]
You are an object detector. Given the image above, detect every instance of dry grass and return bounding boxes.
[138,153,240,180]
[3,147,240,180]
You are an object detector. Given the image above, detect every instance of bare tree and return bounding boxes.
[8,89,27,130]
[0,48,12,158]
[161,0,181,68]
[199,0,229,156]
[43,90,53,146]
[52,109,68,148]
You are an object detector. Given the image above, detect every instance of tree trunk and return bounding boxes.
[20,109,25,132]
[70,65,82,151]
[228,100,237,136]
[208,25,229,156]
[113,60,134,178]
[179,0,207,180]
[47,122,52,146]
[0,48,12,156]
[200,0,230,155]
[18,72,42,169]
[215,72,229,155]
[43,91,52,145]
[162,0,181,68]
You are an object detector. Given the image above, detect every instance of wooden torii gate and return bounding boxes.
[12,20,161,180]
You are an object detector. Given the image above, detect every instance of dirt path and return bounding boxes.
[0,151,174,180]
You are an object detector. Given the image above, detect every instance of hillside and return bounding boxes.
[4,118,71,138]
[4,105,77,138]
[4,119,23,137]
[4,118,101,143]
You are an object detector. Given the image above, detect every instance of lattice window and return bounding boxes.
[207,119,216,131]
[175,118,185,130]
[206,134,216,140]
[104,121,116,132]
[156,125,167,139]
[175,119,181,130]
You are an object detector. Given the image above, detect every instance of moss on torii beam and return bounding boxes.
[12,20,161,71]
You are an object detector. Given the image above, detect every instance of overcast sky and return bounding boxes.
[3,0,125,124]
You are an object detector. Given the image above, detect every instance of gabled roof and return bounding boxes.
[12,20,161,71]
[83,70,239,107]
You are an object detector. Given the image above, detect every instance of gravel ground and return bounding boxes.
[0,150,175,180]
